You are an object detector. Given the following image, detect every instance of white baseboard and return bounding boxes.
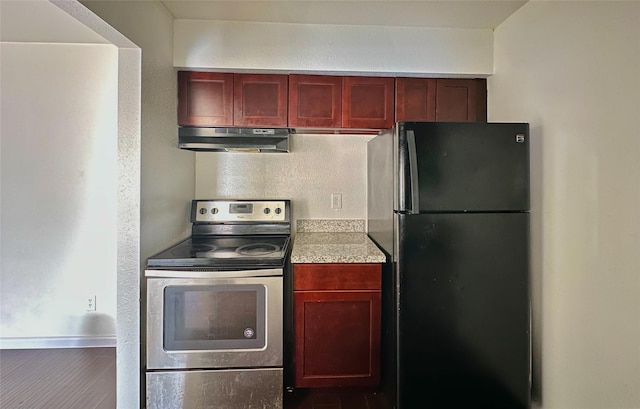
[0,336,116,349]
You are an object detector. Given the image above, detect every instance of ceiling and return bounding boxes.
[0,0,528,45]
[160,0,528,30]
[0,0,110,44]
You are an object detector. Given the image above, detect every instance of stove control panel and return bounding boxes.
[192,200,289,223]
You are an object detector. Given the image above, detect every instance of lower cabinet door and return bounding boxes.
[294,290,381,388]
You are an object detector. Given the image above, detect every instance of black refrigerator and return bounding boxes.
[367,122,531,409]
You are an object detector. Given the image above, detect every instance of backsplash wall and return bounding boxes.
[195,133,372,224]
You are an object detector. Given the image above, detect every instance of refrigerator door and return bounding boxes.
[397,122,530,213]
[397,212,531,409]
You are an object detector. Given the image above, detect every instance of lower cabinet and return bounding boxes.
[293,263,381,388]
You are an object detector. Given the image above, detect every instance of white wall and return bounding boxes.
[1,42,119,344]
[82,1,196,262]
[2,1,144,407]
[79,2,192,407]
[1,0,144,403]
[175,19,493,77]
[196,134,371,224]
[490,2,640,408]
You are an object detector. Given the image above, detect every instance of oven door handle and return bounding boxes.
[145,268,283,279]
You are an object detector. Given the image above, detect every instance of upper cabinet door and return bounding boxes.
[288,74,342,128]
[395,78,436,122]
[342,76,395,129]
[435,79,487,122]
[234,74,288,127]
[178,71,234,126]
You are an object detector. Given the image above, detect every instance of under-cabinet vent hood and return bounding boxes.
[179,127,291,153]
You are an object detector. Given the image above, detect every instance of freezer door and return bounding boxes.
[398,122,530,212]
[397,213,531,409]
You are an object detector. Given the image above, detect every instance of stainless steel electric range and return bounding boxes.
[145,199,291,409]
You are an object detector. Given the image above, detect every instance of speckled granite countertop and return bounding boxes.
[290,219,386,264]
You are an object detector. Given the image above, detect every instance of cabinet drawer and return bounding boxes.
[293,264,381,291]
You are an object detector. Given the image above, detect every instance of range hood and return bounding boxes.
[179,127,291,153]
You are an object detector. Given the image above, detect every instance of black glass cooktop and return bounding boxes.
[146,235,290,268]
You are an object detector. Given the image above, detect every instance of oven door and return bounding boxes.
[146,272,283,370]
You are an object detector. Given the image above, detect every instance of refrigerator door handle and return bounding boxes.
[406,130,420,214]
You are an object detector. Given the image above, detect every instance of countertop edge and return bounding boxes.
[290,232,387,264]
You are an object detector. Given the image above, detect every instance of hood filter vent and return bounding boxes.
[179,127,291,153]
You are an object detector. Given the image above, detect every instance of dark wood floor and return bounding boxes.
[285,387,392,409]
[0,348,116,409]
[0,348,392,409]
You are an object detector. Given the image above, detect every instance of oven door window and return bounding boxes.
[164,285,266,351]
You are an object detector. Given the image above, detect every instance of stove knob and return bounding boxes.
[274,207,282,215]
[199,208,207,215]
[263,208,271,214]
[211,208,219,214]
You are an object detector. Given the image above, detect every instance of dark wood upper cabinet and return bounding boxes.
[288,74,342,128]
[178,71,234,126]
[435,78,487,122]
[293,263,381,388]
[178,72,487,129]
[342,76,395,129]
[234,74,288,127]
[395,77,436,122]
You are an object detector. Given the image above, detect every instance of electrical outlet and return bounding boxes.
[87,295,96,312]
[331,193,342,209]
